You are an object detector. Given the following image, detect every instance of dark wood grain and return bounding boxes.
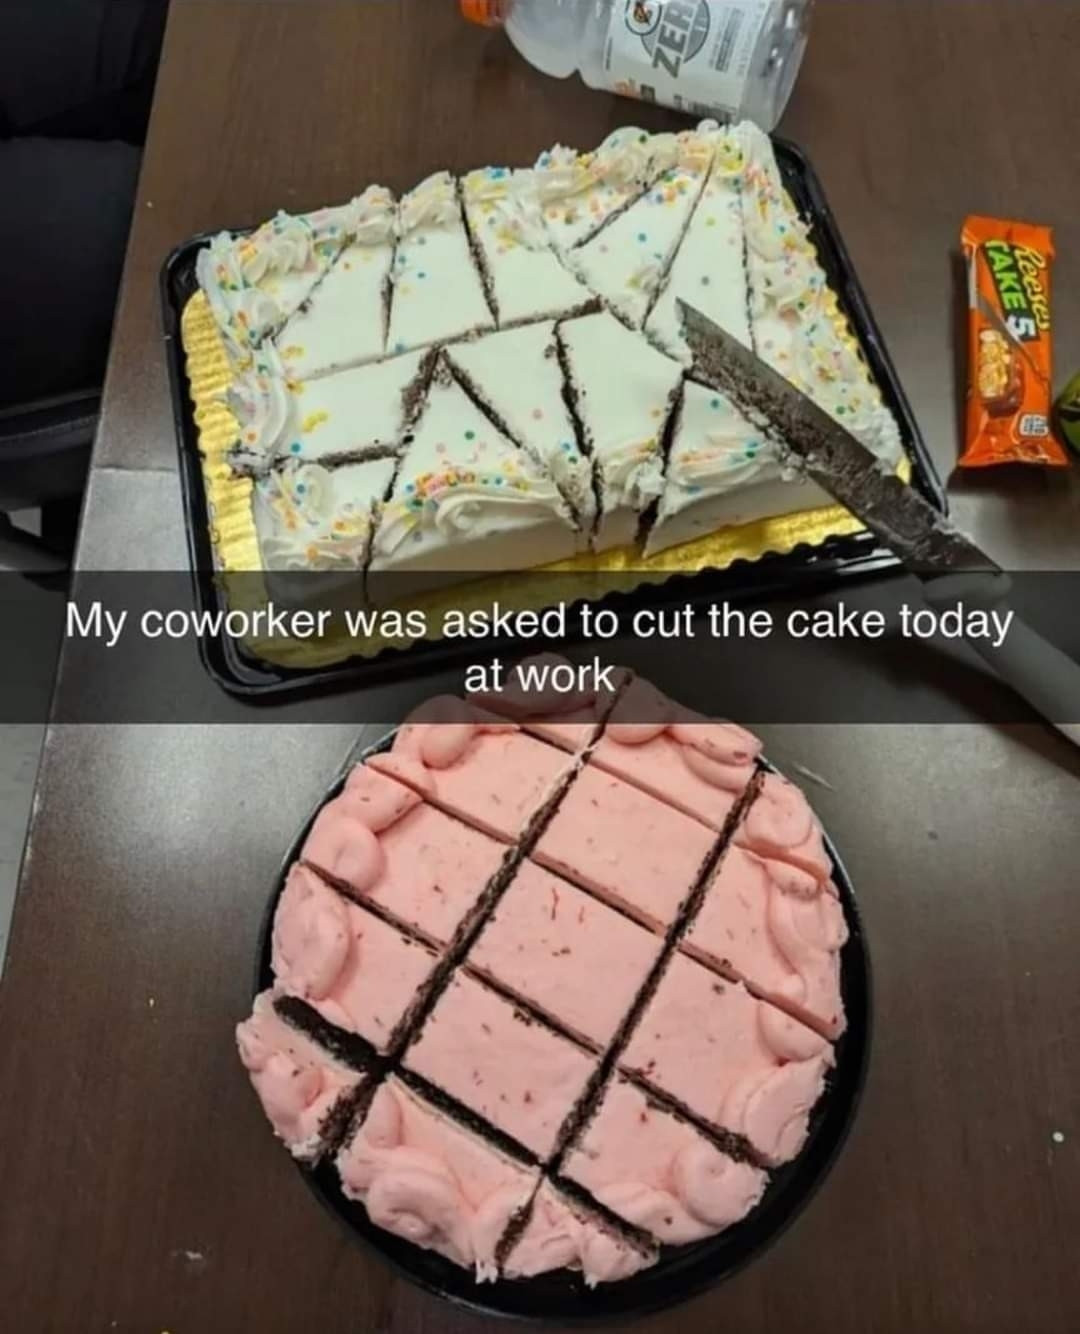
[2,3,1080,1332]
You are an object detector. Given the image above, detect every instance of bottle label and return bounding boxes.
[602,0,773,118]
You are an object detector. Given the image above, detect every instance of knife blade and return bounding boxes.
[676,299,995,574]
[676,299,1080,743]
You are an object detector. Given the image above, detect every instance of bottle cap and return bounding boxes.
[460,0,507,26]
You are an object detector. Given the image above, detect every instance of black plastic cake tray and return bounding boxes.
[161,136,946,700]
[252,734,870,1323]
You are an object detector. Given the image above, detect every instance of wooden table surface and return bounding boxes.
[2,2,1080,1331]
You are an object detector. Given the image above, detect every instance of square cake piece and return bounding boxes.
[558,310,683,551]
[274,184,397,378]
[682,844,847,1039]
[301,764,508,946]
[589,676,761,830]
[446,322,596,526]
[337,1075,538,1281]
[386,171,494,354]
[466,860,662,1049]
[368,697,576,842]
[271,864,440,1053]
[734,772,832,883]
[236,990,367,1162]
[367,362,582,593]
[531,764,717,932]
[620,953,832,1165]
[404,971,597,1158]
[561,1076,767,1245]
[502,1179,657,1285]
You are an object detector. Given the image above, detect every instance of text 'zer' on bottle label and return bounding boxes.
[603,0,771,118]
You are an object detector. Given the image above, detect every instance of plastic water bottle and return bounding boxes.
[461,0,813,131]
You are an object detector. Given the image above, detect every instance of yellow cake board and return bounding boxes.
[181,291,907,671]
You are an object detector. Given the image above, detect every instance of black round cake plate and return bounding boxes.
[254,734,872,1324]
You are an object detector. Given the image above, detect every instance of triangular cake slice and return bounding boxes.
[646,125,752,363]
[644,381,832,556]
[534,127,677,252]
[461,167,595,325]
[559,311,682,551]
[445,322,596,527]
[253,455,397,572]
[197,199,359,356]
[275,184,397,378]
[368,360,582,594]
[229,345,429,471]
[386,171,494,354]
[568,125,715,329]
[739,123,903,467]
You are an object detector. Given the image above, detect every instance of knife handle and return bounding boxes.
[922,572,1080,748]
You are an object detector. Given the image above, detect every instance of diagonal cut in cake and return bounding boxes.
[367,696,576,842]
[502,1179,657,1285]
[558,310,683,551]
[589,676,761,830]
[271,864,441,1053]
[735,771,833,883]
[336,1075,538,1282]
[531,763,717,933]
[466,860,662,1050]
[403,971,598,1159]
[461,166,595,326]
[386,171,494,354]
[300,763,508,946]
[561,1076,767,1245]
[445,322,596,526]
[366,359,583,593]
[274,184,398,378]
[682,844,848,1040]
[197,198,361,355]
[620,954,832,1166]
[568,124,715,330]
[236,989,367,1162]
[228,343,430,473]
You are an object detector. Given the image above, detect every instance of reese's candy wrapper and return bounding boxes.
[961,215,1066,467]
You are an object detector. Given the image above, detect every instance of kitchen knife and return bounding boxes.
[677,299,1080,745]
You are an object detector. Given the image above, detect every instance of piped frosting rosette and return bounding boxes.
[597,1145,766,1245]
[254,463,375,571]
[196,196,366,356]
[225,342,295,471]
[599,438,666,514]
[740,125,902,466]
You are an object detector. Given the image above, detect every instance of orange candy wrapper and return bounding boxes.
[961,214,1066,467]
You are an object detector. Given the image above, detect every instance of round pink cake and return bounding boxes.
[237,663,848,1289]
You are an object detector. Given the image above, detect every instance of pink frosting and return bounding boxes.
[368,702,574,842]
[683,845,848,1038]
[468,861,661,1048]
[621,954,832,1165]
[468,654,629,753]
[590,680,761,830]
[337,1077,537,1279]
[303,776,506,946]
[404,971,597,1158]
[563,1078,767,1245]
[736,773,831,882]
[271,865,439,1051]
[503,1181,657,1286]
[532,765,716,931]
[236,991,362,1160]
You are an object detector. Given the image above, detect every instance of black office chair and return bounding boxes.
[0,0,168,571]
